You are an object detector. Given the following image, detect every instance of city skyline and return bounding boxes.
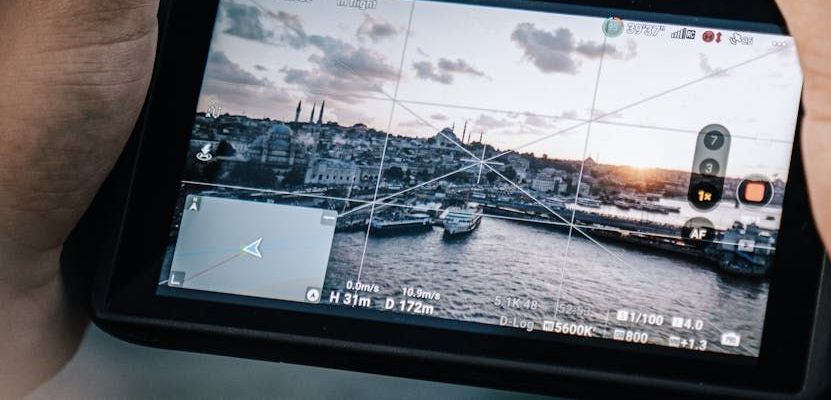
[197,0,802,179]
[196,101,788,185]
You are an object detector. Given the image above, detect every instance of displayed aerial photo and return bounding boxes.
[163,0,803,356]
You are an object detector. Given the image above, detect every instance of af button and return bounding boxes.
[682,217,716,248]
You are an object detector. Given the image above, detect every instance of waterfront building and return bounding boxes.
[531,177,562,193]
[304,158,359,186]
[357,165,381,187]
[506,154,530,180]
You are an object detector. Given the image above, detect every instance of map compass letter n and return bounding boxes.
[242,238,263,259]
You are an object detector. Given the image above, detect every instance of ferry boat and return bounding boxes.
[663,205,682,213]
[441,203,483,236]
[577,197,602,209]
[613,200,631,210]
[616,198,680,214]
[544,197,568,209]
[369,212,432,236]
[709,222,776,277]
[637,202,670,215]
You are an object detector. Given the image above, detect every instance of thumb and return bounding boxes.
[776,0,831,249]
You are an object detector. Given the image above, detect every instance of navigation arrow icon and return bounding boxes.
[242,238,263,258]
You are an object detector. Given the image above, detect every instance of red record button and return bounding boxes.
[737,178,774,207]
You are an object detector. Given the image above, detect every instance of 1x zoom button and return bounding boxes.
[688,178,722,211]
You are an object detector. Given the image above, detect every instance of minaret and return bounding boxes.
[294,101,302,123]
[317,101,325,125]
[451,122,456,132]
[309,103,316,123]
[461,120,468,143]
[479,131,483,144]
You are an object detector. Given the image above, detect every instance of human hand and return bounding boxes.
[0,0,158,397]
[776,0,831,250]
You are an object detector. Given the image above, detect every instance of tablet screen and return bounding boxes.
[158,0,803,357]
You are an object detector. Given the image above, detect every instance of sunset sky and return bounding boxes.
[196,0,803,180]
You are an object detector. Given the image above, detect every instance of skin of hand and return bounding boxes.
[777,0,831,250]
[0,0,159,397]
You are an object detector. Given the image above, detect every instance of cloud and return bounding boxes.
[357,14,400,42]
[606,39,638,60]
[430,113,449,121]
[474,114,514,130]
[201,51,293,117]
[205,51,272,87]
[438,58,486,77]
[523,113,557,129]
[511,23,637,74]
[222,2,274,43]
[254,64,268,71]
[412,58,487,84]
[511,24,578,73]
[273,10,308,49]
[279,36,398,96]
[412,61,450,84]
[268,11,399,98]
[398,119,428,128]
[307,35,399,80]
[560,110,579,119]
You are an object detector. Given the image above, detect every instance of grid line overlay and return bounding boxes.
[554,35,609,322]
[357,0,417,281]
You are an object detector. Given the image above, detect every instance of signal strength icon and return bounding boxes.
[671,28,696,40]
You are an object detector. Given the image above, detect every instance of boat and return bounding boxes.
[649,202,680,214]
[614,200,632,210]
[646,193,663,202]
[664,205,682,213]
[544,197,568,209]
[369,212,432,235]
[441,203,483,236]
[708,222,776,277]
[637,202,670,214]
[620,199,679,214]
[577,197,602,208]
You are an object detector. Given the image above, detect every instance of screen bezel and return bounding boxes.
[91,0,827,393]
